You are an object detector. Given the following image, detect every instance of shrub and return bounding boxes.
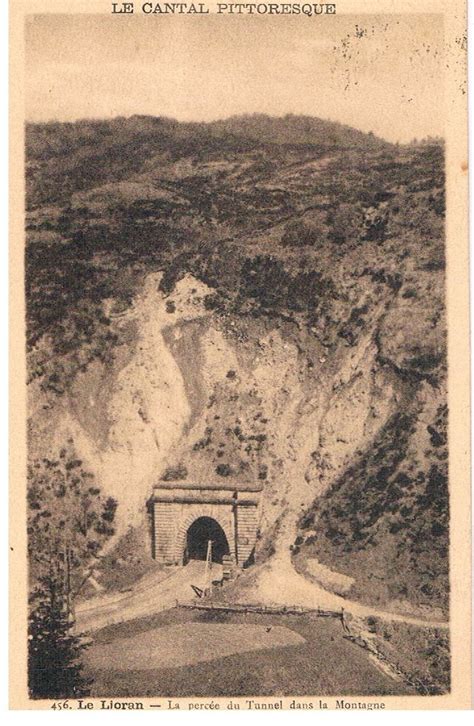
[162,464,188,481]
[327,202,363,245]
[216,464,233,477]
[281,217,327,248]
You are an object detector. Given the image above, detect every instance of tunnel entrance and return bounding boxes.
[184,517,230,564]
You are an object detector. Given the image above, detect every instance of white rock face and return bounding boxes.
[29,274,210,531]
[92,274,196,523]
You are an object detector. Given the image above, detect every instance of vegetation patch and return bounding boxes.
[294,403,449,614]
[359,617,450,695]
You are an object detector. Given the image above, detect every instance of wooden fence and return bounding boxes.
[176,600,343,618]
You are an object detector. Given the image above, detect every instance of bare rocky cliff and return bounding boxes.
[29,269,404,547]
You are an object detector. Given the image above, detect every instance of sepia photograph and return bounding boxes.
[9,0,471,710]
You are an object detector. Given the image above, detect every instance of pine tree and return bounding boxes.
[28,570,91,699]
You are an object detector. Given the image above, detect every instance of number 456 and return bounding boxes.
[51,700,70,710]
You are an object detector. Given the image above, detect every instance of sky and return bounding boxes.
[25,13,445,143]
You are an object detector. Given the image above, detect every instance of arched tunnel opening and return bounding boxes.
[184,517,230,564]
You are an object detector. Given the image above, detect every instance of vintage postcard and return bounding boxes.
[9,0,471,711]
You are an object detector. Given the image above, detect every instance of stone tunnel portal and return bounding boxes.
[184,516,230,564]
[149,481,263,568]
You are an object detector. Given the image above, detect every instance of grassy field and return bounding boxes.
[84,607,415,698]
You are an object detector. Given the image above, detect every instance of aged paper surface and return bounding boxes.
[9,0,471,710]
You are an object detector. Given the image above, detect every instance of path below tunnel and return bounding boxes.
[75,561,221,633]
[245,524,449,630]
[76,527,448,634]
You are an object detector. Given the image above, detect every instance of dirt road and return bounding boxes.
[75,561,220,633]
[76,520,448,633]
[250,547,449,629]
[230,515,449,629]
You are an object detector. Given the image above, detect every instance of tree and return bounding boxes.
[27,441,117,697]
[28,572,91,699]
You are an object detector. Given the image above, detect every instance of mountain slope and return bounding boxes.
[25,115,447,615]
